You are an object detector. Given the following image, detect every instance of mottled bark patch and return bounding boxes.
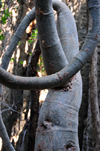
[65,143,76,151]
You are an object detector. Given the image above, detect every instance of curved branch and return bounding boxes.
[0,114,15,151]
[0,0,100,90]
[35,0,68,75]
[0,53,96,90]
[1,7,35,70]
[53,0,79,62]
[0,7,36,151]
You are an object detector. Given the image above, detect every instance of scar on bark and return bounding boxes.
[65,142,76,151]
[55,73,73,91]
[38,144,42,151]
[36,7,51,16]
[95,34,98,39]
[42,40,51,48]
[41,119,54,130]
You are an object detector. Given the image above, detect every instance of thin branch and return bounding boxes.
[0,106,15,151]
[53,0,79,62]
[0,7,36,151]
[1,102,21,114]
[1,7,35,70]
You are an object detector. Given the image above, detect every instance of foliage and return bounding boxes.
[28,29,45,75]
[10,58,15,62]
[0,1,12,41]
[0,29,4,40]
[19,60,23,65]
[28,29,38,44]
[1,8,12,24]
[18,41,21,45]
[37,55,45,75]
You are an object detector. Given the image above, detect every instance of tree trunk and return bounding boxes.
[34,0,82,150]
[0,0,100,151]
[90,48,100,151]
[27,40,41,151]
[35,74,82,151]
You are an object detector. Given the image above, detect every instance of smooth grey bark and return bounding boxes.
[0,0,100,90]
[0,110,15,151]
[53,0,79,62]
[35,0,68,75]
[0,0,100,151]
[34,0,82,150]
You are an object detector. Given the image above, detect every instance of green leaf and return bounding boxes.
[32,29,38,37]
[1,16,7,24]
[32,32,35,36]
[6,8,8,12]
[40,56,43,60]
[40,61,43,65]
[28,29,38,44]
[0,34,5,40]
[10,58,15,62]
[19,61,23,65]
[29,52,32,56]
[28,40,33,44]
[2,2,4,8]
[35,29,38,34]
[42,67,45,74]
[33,36,37,39]
[18,42,21,45]
[2,34,5,40]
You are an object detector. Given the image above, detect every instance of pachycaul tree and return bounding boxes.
[0,0,100,151]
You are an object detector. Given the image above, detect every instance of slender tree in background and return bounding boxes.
[90,48,100,151]
[0,0,100,151]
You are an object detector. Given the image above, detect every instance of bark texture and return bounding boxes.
[34,0,82,150]
[27,40,41,151]
[90,48,100,151]
[0,0,100,151]
[0,1,100,89]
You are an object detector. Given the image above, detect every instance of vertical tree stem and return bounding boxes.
[90,48,100,151]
